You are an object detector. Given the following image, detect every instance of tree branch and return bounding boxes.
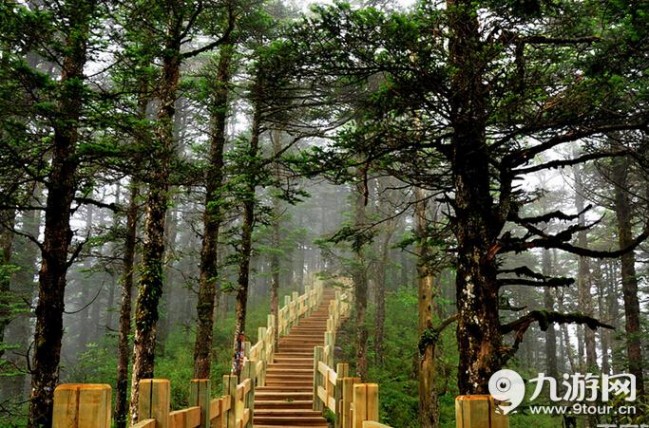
[497,277,574,287]
[515,151,627,175]
[180,2,236,59]
[500,310,613,365]
[501,310,614,335]
[418,313,458,356]
[73,197,119,212]
[509,205,591,224]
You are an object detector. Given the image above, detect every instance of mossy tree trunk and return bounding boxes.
[447,0,504,394]
[115,182,140,428]
[129,30,181,423]
[612,155,645,397]
[414,187,439,428]
[194,43,234,379]
[29,2,94,425]
[232,79,262,376]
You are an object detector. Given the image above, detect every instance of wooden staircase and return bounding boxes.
[253,288,337,428]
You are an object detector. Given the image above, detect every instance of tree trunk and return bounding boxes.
[612,156,645,396]
[270,130,282,351]
[0,209,16,359]
[29,2,92,424]
[129,36,181,423]
[573,163,597,371]
[593,262,610,374]
[232,81,262,376]
[115,182,140,428]
[447,0,503,394]
[2,188,42,403]
[414,188,439,428]
[193,44,233,379]
[352,171,369,382]
[542,250,559,379]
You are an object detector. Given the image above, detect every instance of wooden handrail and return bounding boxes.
[245,280,324,388]
[50,279,328,428]
[311,282,387,428]
[455,395,508,428]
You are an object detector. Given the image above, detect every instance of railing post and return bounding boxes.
[352,384,379,428]
[257,326,267,386]
[304,284,311,315]
[324,331,335,367]
[138,379,170,428]
[313,346,324,411]
[455,395,508,428]
[341,377,361,428]
[53,384,111,428]
[242,360,255,428]
[291,291,299,327]
[334,364,349,428]
[223,374,238,428]
[283,295,291,334]
[190,379,211,428]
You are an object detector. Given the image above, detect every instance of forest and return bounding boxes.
[0,0,647,427]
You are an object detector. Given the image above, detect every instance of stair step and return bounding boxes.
[252,291,339,426]
[255,400,313,409]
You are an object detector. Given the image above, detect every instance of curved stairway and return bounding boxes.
[253,288,336,428]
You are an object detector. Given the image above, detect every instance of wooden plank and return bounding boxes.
[318,360,329,376]
[131,419,156,428]
[329,368,338,385]
[317,386,328,405]
[455,395,508,428]
[313,346,324,412]
[209,397,222,418]
[223,375,237,428]
[362,422,392,428]
[53,384,112,428]
[365,384,379,423]
[328,395,337,413]
[53,384,79,427]
[189,379,210,428]
[139,379,171,428]
[169,406,200,428]
[341,377,360,428]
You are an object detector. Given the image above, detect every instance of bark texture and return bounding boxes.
[194,44,233,379]
[414,188,439,428]
[129,32,181,423]
[447,0,503,394]
[29,2,93,424]
[542,250,559,379]
[232,80,262,375]
[115,183,140,428]
[612,156,645,396]
[573,164,597,371]
[352,171,368,382]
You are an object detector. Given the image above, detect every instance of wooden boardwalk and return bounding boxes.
[253,288,336,428]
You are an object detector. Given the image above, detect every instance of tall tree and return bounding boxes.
[414,187,438,428]
[611,154,645,397]
[128,1,234,419]
[14,1,100,425]
[193,42,234,379]
[271,0,649,394]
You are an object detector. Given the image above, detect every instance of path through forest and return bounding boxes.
[253,288,336,427]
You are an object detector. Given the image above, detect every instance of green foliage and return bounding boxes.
[61,299,272,411]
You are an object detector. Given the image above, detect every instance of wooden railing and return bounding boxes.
[455,395,508,428]
[246,281,322,387]
[53,281,325,428]
[322,287,351,367]
[312,283,382,428]
[312,356,380,428]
